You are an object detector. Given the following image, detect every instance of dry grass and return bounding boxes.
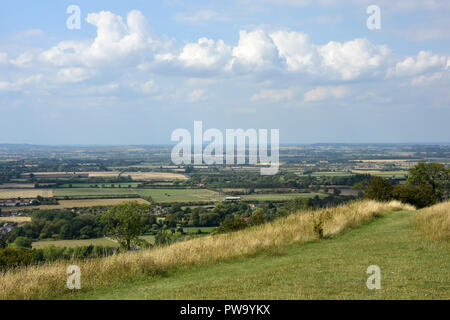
[0,200,413,300]
[415,201,450,242]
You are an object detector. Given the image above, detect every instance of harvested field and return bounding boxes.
[88,171,187,180]
[0,189,53,199]
[34,198,151,210]
[0,216,31,223]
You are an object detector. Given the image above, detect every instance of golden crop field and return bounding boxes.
[31,198,151,210]
[0,216,31,223]
[0,189,53,199]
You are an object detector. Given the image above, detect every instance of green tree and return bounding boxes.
[364,176,393,201]
[101,201,151,250]
[392,184,435,209]
[215,217,248,234]
[406,162,450,201]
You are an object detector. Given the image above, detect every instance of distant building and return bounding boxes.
[223,196,241,202]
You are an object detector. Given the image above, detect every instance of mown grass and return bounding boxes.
[67,210,449,300]
[0,200,412,299]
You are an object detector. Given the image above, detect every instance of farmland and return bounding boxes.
[351,170,408,178]
[241,192,325,201]
[0,189,53,199]
[59,182,141,188]
[297,172,356,177]
[0,216,31,223]
[25,171,187,180]
[53,188,222,203]
[87,171,188,180]
[29,198,151,210]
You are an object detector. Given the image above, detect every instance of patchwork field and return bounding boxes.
[0,189,53,199]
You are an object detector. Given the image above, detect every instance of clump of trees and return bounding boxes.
[364,162,449,208]
[9,210,104,242]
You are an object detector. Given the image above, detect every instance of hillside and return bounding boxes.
[1,200,449,300]
[67,209,449,299]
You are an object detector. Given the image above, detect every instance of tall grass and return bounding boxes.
[415,200,450,242]
[0,200,413,300]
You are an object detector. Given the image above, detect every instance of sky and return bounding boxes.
[0,0,449,145]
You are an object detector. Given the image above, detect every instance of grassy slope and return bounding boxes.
[65,210,449,300]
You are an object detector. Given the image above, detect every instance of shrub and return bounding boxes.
[215,217,248,234]
[13,236,32,248]
[392,184,435,209]
[0,248,34,270]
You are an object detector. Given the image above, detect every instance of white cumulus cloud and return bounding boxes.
[389,51,447,77]
[304,86,349,102]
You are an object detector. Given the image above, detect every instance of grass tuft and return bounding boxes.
[415,200,450,242]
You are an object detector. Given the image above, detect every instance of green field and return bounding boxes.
[65,211,449,299]
[53,188,222,203]
[241,192,325,201]
[298,172,355,177]
[182,227,215,234]
[352,170,408,178]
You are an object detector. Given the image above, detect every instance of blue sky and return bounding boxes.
[0,0,449,145]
